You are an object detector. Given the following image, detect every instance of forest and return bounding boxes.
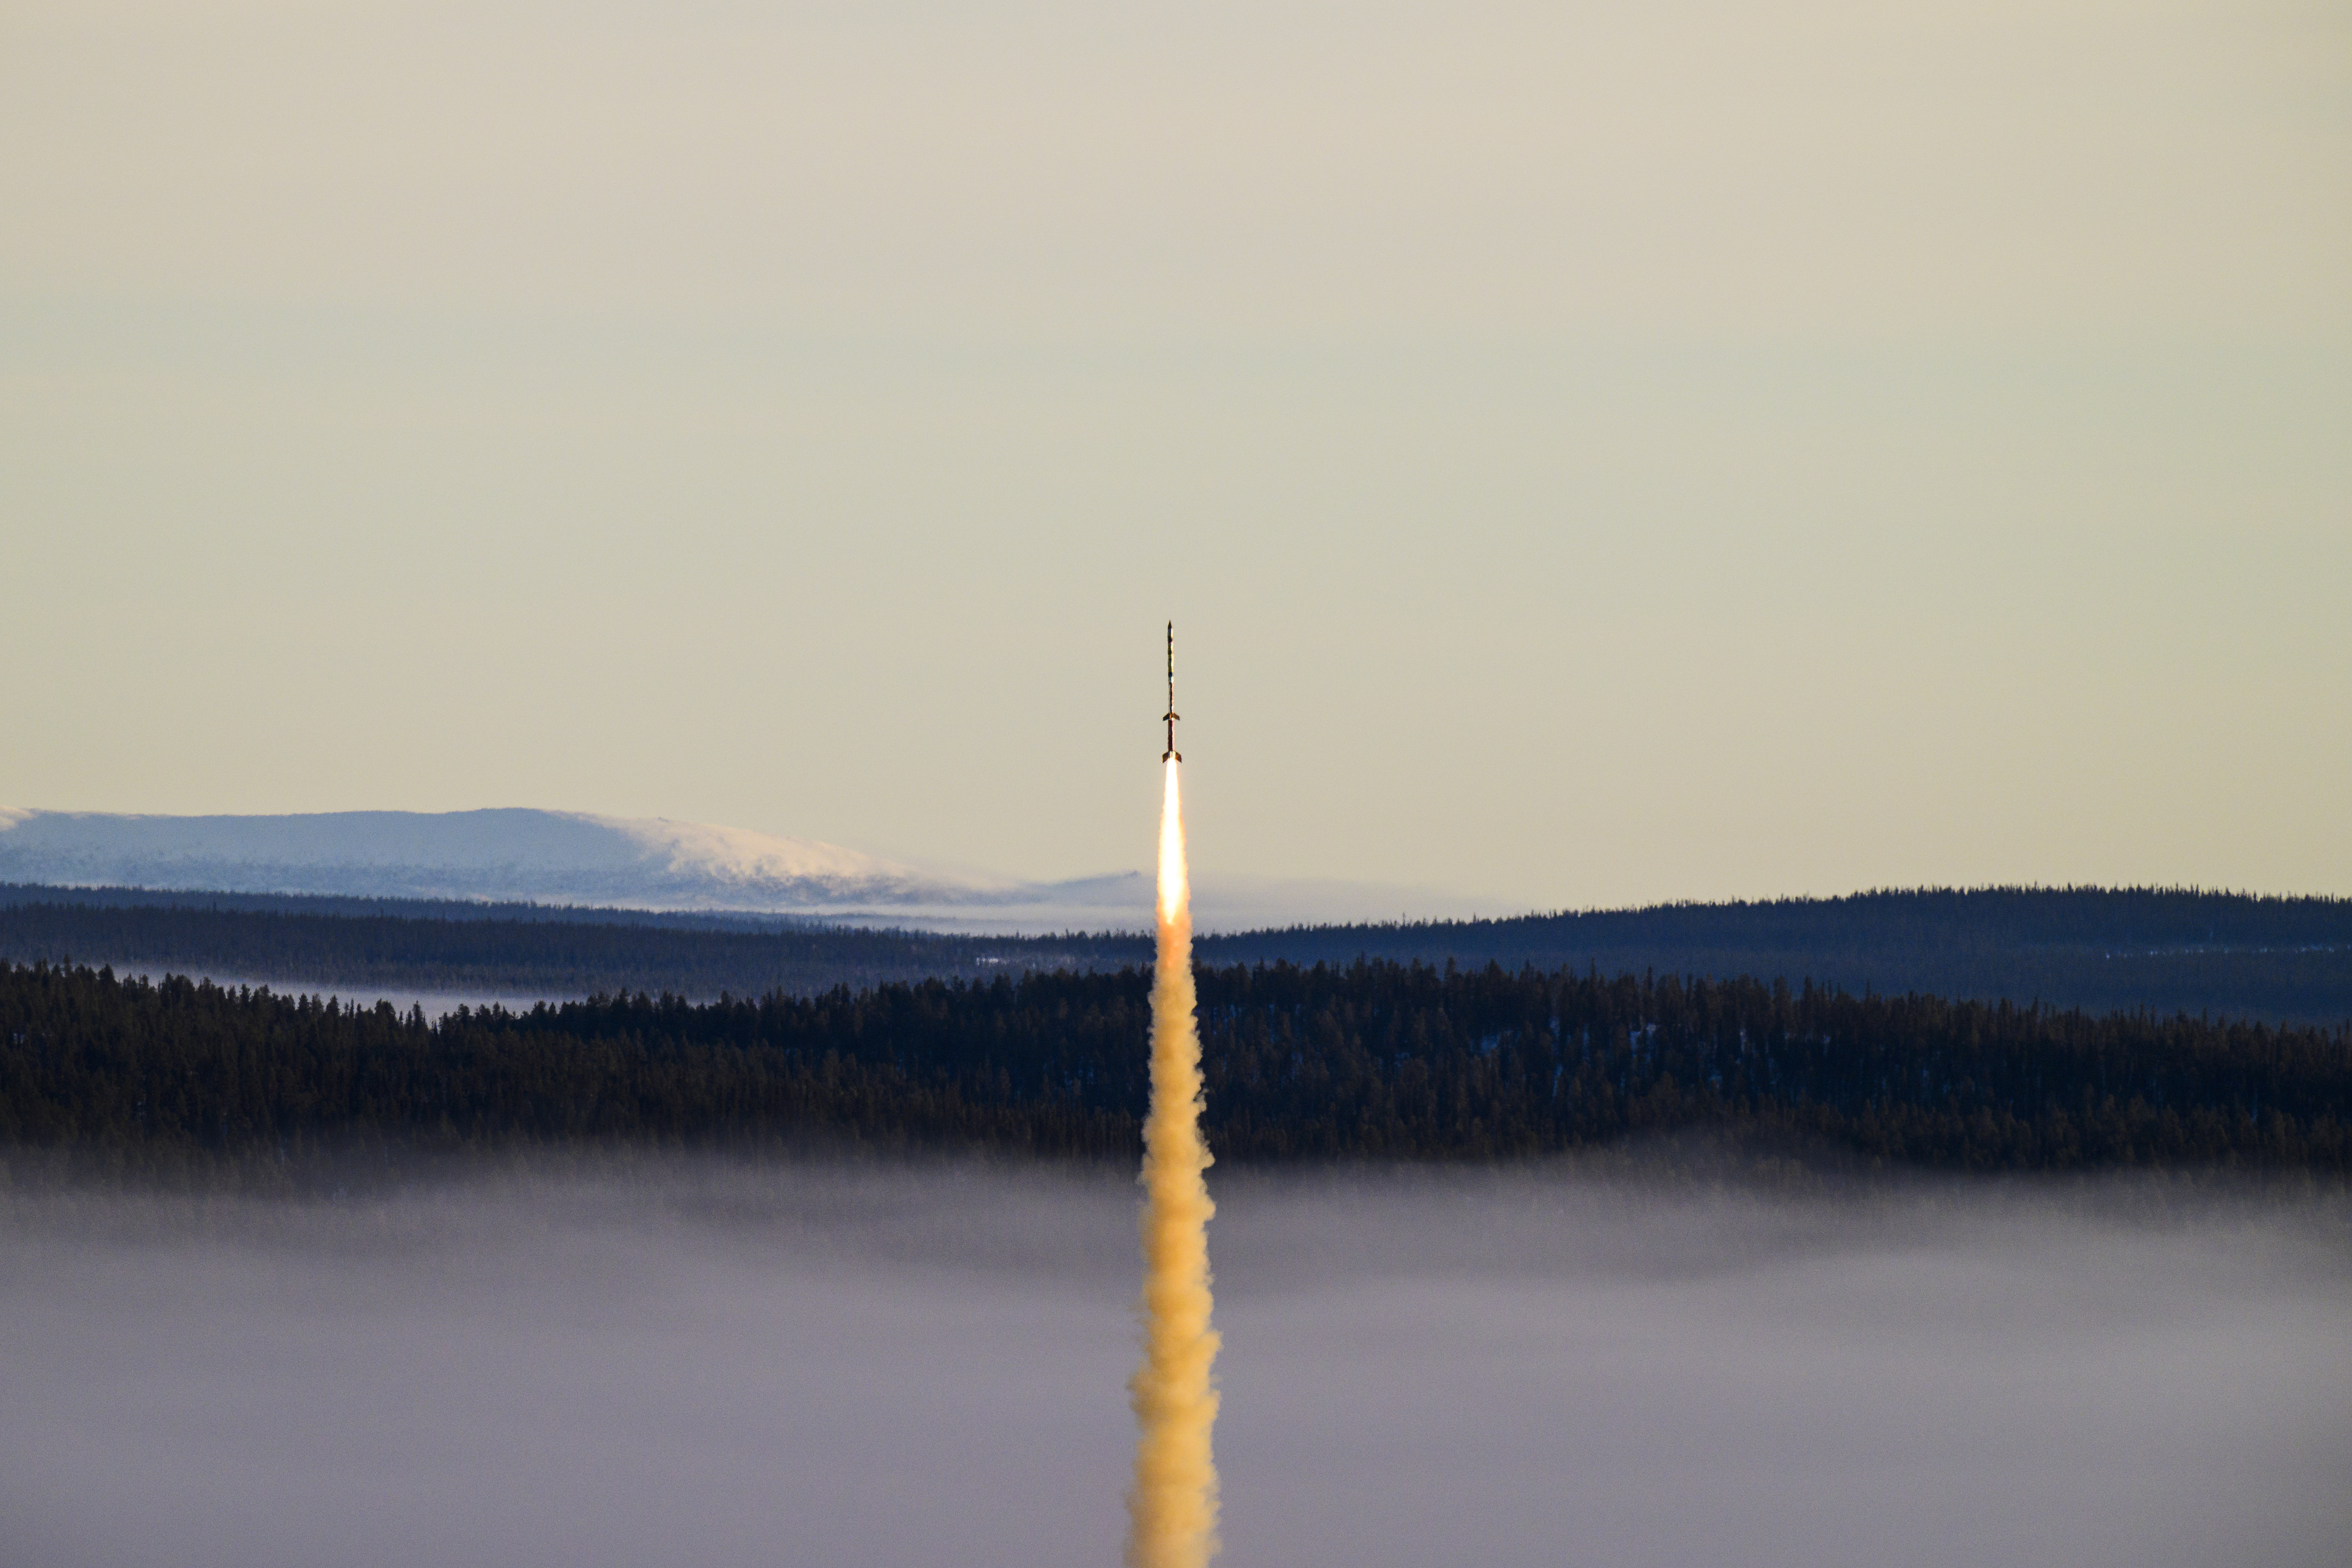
[0,886,1122,995]
[5,884,2349,1023]
[1204,888,2352,1025]
[4,956,2345,1180]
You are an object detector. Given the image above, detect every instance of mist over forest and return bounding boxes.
[4,1160,2345,1568]
[8,885,2349,1566]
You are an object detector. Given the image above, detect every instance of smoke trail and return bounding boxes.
[1126,759,1221,1568]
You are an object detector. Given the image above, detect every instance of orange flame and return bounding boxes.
[1156,760,1190,926]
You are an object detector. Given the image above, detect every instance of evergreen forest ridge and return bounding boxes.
[4,884,2348,1025]
[4,955,2345,1181]
[4,884,2350,1183]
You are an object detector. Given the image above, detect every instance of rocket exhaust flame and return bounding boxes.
[1127,727,1220,1563]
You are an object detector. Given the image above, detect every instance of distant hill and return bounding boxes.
[0,883,1129,1000]
[2,883,2347,1024]
[0,806,986,910]
[0,808,1483,932]
[1200,888,2352,1024]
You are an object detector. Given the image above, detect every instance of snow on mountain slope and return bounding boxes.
[0,808,996,911]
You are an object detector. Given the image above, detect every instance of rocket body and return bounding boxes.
[1162,621,1181,762]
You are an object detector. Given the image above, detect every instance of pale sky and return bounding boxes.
[4,0,2348,910]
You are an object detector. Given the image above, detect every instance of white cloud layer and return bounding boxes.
[4,1162,2347,1568]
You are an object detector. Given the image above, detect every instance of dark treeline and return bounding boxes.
[0,897,1137,998]
[5,957,2346,1179]
[1233,886,2352,957]
[1200,887,2352,1025]
[6,885,2350,1024]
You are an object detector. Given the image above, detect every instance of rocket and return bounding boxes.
[1162,621,1181,763]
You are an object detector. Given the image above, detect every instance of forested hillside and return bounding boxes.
[4,958,2345,1179]
[0,892,1132,996]
[5,884,2348,1024]
[1199,888,2352,1023]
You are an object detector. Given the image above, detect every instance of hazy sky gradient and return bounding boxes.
[5,0,2347,907]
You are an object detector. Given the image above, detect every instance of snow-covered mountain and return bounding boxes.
[0,807,1500,933]
[0,807,1000,911]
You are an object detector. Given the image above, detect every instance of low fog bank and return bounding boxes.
[3,1161,2346,1568]
[115,967,561,1020]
